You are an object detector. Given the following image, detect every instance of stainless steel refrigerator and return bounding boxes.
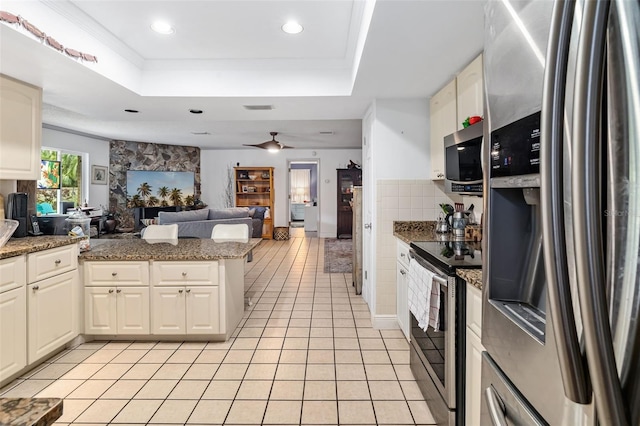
[482,0,640,424]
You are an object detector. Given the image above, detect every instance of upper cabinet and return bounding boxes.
[0,75,42,180]
[430,80,457,180]
[429,53,484,180]
[456,54,484,130]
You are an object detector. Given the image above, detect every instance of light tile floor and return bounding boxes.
[1,232,436,425]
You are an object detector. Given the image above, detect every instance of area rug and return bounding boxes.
[324,238,353,273]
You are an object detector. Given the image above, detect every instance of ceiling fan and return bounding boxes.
[243,132,293,152]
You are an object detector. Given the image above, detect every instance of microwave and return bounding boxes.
[444,122,483,195]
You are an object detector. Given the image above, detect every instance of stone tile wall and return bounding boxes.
[109,140,200,228]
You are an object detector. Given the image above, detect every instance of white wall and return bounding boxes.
[372,99,431,179]
[200,149,362,238]
[42,127,111,209]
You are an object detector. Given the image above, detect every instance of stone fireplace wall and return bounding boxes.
[109,140,201,228]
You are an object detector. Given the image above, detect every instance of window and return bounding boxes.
[290,169,310,203]
[37,149,83,214]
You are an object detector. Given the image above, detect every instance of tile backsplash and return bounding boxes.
[373,179,483,316]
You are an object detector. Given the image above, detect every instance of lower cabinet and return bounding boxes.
[85,287,150,335]
[465,282,485,426]
[27,270,77,364]
[396,240,410,340]
[151,286,220,335]
[0,255,27,383]
[84,261,150,335]
[0,286,27,381]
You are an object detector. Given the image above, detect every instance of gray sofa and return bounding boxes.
[157,207,263,239]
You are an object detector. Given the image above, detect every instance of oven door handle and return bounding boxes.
[408,250,448,285]
[484,386,508,426]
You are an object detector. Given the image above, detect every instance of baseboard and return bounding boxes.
[372,314,400,329]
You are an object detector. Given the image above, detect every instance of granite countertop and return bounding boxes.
[0,398,62,426]
[393,221,475,244]
[457,269,483,290]
[0,236,86,260]
[80,238,262,261]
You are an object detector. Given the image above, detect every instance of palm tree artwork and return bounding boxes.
[125,171,195,208]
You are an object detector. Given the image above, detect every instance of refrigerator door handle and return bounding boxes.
[572,0,627,424]
[484,386,508,426]
[540,0,591,404]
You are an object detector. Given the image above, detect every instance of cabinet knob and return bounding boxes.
[108,289,114,293]
[182,272,187,277]
[112,272,117,277]
[437,173,444,178]
[400,253,406,258]
[364,223,372,229]
[116,289,122,293]
[32,285,39,291]
[400,269,407,276]
[178,289,184,294]
[54,259,61,265]
[186,288,191,293]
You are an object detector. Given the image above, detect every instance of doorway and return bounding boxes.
[287,160,320,233]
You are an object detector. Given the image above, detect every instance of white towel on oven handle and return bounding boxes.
[408,256,434,332]
[429,280,441,332]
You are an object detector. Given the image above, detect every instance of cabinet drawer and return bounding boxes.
[28,244,78,283]
[84,261,149,286]
[0,255,26,293]
[397,241,410,268]
[466,282,483,338]
[152,261,219,286]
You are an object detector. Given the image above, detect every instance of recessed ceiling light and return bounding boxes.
[124,109,139,113]
[151,20,175,35]
[281,21,303,34]
[189,109,203,114]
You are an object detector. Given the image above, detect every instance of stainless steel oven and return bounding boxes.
[408,250,456,426]
[409,241,482,426]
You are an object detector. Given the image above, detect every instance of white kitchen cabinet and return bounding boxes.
[28,270,77,364]
[151,261,222,335]
[84,261,150,335]
[85,286,150,335]
[26,245,79,365]
[456,54,484,129]
[0,74,42,180]
[396,240,410,340]
[465,282,485,426]
[0,278,27,382]
[430,79,457,180]
[28,244,78,284]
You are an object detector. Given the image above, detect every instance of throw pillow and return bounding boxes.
[158,209,209,224]
[250,206,266,220]
[208,207,250,220]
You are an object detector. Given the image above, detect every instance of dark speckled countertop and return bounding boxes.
[0,236,86,260]
[393,221,483,290]
[80,238,262,261]
[0,398,62,426]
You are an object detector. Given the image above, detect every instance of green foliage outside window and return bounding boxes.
[37,149,83,212]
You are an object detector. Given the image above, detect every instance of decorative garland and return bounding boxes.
[0,10,98,63]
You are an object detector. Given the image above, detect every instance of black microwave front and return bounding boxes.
[444,122,483,195]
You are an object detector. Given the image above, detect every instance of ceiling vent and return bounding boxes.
[243,105,274,111]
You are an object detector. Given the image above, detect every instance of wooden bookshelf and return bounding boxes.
[234,167,274,239]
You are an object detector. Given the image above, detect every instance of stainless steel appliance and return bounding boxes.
[483,0,640,424]
[409,240,482,426]
[444,123,484,195]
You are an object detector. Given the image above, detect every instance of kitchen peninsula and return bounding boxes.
[80,238,261,341]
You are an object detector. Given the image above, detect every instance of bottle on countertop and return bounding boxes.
[0,194,4,220]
